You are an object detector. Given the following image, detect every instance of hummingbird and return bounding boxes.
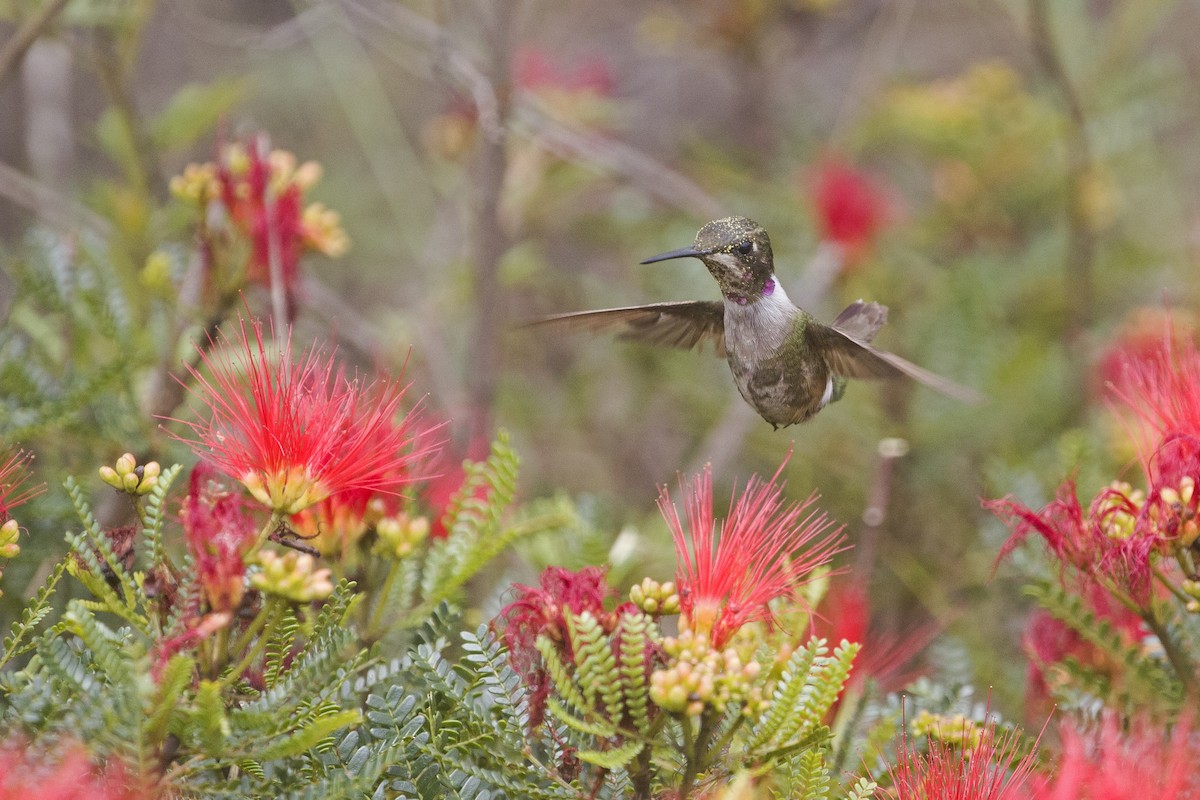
[528,216,980,429]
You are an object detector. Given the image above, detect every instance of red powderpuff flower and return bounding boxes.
[181,463,257,614]
[811,159,889,263]
[1030,715,1200,800]
[0,738,153,799]
[883,716,1041,800]
[658,460,845,649]
[986,480,1157,608]
[493,566,622,727]
[172,317,428,516]
[0,449,43,521]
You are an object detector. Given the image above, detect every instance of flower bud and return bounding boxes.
[0,519,20,559]
[251,549,334,603]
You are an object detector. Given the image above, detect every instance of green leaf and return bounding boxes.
[150,79,247,153]
[576,738,644,769]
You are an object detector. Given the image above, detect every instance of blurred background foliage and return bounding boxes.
[1,0,1199,721]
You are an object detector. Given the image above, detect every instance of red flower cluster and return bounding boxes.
[658,460,844,649]
[174,317,430,519]
[493,566,628,727]
[170,136,347,322]
[181,463,257,614]
[988,479,1158,607]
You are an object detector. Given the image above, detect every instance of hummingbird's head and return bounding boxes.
[641,216,776,304]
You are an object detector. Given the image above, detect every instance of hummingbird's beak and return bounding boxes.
[639,246,706,265]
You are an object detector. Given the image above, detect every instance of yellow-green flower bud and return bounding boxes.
[115,453,136,477]
[251,550,334,603]
[101,454,163,496]
[0,519,20,559]
[98,465,121,489]
[375,513,430,559]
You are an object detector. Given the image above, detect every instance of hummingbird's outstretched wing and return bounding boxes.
[525,301,727,356]
[808,322,984,404]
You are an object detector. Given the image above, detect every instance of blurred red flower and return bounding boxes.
[514,48,614,96]
[173,317,429,517]
[658,460,844,649]
[811,159,889,265]
[813,578,937,696]
[1030,715,1199,800]
[0,739,154,800]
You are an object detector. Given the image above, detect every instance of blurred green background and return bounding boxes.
[2,0,1200,719]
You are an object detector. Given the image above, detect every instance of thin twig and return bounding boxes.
[0,0,71,87]
[1027,0,1096,390]
[0,159,110,233]
[341,0,721,217]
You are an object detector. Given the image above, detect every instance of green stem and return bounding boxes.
[221,598,284,688]
[702,713,745,772]
[252,512,283,554]
[210,624,230,682]
[679,710,716,799]
[1154,564,1194,606]
[365,556,404,640]
[678,713,697,798]
[1142,608,1199,708]
[229,596,274,655]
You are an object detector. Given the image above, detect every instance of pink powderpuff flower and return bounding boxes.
[172,317,429,517]
[658,459,845,649]
[810,158,889,266]
[0,449,42,521]
[181,463,257,614]
[1030,715,1199,800]
[884,716,1041,800]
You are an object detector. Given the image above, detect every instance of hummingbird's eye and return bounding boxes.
[736,241,753,255]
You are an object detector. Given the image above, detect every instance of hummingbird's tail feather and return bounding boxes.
[865,348,986,405]
[831,300,888,343]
